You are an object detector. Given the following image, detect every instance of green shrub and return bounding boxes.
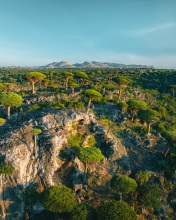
[136,171,151,185]
[69,204,95,220]
[0,118,6,125]
[31,128,42,135]
[156,122,166,132]
[76,147,104,163]
[133,126,147,134]
[68,133,84,147]
[51,99,69,109]
[110,174,137,195]
[66,101,84,109]
[18,91,26,97]
[158,154,176,177]
[54,103,65,109]
[71,122,77,130]
[138,183,163,210]
[72,101,85,109]
[52,99,66,109]
[86,136,96,147]
[29,104,41,111]
[0,162,14,175]
[40,186,77,213]
[40,101,50,108]
[94,96,110,104]
[97,200,137,220]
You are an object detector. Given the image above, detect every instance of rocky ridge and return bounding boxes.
[0,109,132,219]
[40,61,154,69]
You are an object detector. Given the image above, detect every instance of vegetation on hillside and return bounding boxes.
[0,66,176,219]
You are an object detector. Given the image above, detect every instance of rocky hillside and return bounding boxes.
[0,104,169,219]
[0,106,130,218]
[0,67,175,219]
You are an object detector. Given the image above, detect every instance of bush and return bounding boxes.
[17,91,26,97]
[0,118,6,125]
[136,171,151,185]
[133,126,148,134]
[155,122,166,132]
[52,100,66,109]
[94,96,110,104]
[31,128,42,135]
[0,162,14,175]
[86,136,96,147]
[110,174,137,195]
[76,147,104,163]
[53,103,65,109]
[40,186,77,213]
[97,200,137,220]
[68,133,84,147]
[158,154,176,177]
[72,101,85,109]
[40,101,50,108]
[69,204,95,220]
[53,98,74,109]
[138,183,163,210]
[29,104,41,111]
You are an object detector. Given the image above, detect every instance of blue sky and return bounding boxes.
[0,0,176,68]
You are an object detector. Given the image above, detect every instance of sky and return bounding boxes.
[0,0,176,69]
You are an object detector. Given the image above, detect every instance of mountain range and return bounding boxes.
[40,61,154,69]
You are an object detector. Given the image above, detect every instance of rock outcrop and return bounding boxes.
[0,109,129,219]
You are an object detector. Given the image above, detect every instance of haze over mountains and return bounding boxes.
[40,61,154,69]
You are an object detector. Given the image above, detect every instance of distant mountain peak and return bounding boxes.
[40,61,154,69]
[41,61,75,68]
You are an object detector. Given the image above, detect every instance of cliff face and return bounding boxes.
[0,110,129,219]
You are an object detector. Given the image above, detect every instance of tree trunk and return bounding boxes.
[122,107,126,114]
[32,82,35,94]
[83,162,88,183]
[103,87,106,95]
[118,85,122,100]
[147,122,151,135]
[141,207,146,215]
[106,127,111,144]
[172,89,175,97]
[71,87,74,94]
[0,174,6,220]
[131,192,137,210]
[7,106,11,119]
[107,91,113,99]
[34,135,37,157]
[164,146,170,157]
[87,98,92,114]
[131,112,134,122]
[65,77,69,90]
[88,98,92,108]
[119,193,123,202]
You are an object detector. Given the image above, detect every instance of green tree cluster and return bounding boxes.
[97,200,137,220]
[110,174,137,201]
[40,186,77,213]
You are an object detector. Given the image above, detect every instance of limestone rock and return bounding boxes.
[0,109,129,218]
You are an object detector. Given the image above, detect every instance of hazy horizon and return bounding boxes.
[0,0,176,69]
[0,60,158,69]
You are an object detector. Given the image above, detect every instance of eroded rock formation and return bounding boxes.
[0,109,130,219]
